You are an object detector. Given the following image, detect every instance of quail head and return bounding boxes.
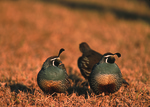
[78,42,102,79]
[89,52,128,95]
[37,48,71,94]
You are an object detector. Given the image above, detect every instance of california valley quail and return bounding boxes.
[37,48,71,94]
[89,52,129,95]
[78,42,102,79]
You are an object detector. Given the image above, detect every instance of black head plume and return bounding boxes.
[114,53,121,58]
[58,48,65,57]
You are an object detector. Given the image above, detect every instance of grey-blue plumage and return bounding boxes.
[37,48,70,94]
[89,52,128,94]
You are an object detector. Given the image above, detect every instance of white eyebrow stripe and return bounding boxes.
[50,57,59,61]
[104,55,113,57]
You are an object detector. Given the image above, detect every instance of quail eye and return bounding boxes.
[107,57,115,63]
[54,60,60,66]
[51,59,61,66]
[104,56,115,64]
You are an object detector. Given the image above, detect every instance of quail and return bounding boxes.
[89,52,129,95]
[78,42,102,79]
[37,48,71,94]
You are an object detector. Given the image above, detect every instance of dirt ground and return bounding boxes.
[0,0,150,106]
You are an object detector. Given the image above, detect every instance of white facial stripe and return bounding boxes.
[52,61,55,66]
[51,57,61,66]
[104,55,114,63]
[105,57,108,63]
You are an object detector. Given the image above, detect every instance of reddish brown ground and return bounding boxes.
[0,0,150,106]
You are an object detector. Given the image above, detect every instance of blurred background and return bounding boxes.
[0,0,150,99]
[0,0,150,106]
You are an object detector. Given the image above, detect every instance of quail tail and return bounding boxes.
[122,79,129,85]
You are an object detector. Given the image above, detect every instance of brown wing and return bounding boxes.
[78,50,102,79]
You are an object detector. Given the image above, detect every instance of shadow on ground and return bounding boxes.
[5,67,92,99]
[40,0,150,24]
[67,67,92,99]
[8,83,35,94]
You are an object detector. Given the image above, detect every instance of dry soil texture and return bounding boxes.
[0,0,150,106]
